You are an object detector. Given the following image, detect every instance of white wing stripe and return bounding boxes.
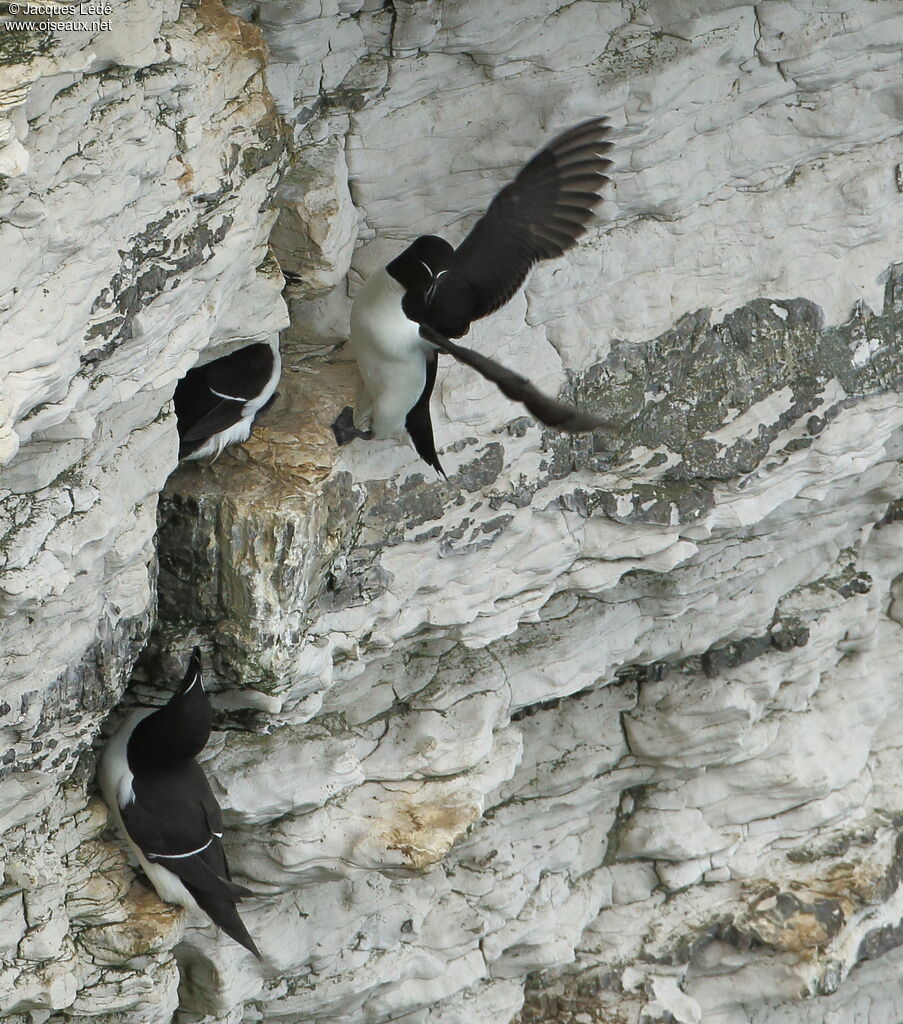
[209,387,246,401]
[148,836,214,860]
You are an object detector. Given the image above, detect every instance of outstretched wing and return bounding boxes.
[426,118,613,338]
[419,324,611,433]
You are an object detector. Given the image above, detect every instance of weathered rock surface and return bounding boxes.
[154,281,903,1024]
[0,0,286,1015]
[1,0,902,1022]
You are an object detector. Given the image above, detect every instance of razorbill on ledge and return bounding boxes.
[98,648,261,959]
[332,118,616,475]
[175,341,280,461]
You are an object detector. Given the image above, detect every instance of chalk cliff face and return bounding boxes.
[1,1,902,1022]
[0,1,285,1017]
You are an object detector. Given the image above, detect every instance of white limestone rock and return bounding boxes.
[270,137,358,298]
[0,0,286,1017]
[3,0,903,1022]
[153,293,903,1024]
[179,1,900,1020]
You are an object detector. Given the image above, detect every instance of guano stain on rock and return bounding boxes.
[381,798,481,871]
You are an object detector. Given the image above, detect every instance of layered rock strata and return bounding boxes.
[1,1,902,1023]
[0,0,285,1016]
[154,279,903,1024]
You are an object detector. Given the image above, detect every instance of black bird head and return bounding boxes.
[128,647,213,771]
[387,235,454,294]
[174,646,205,699]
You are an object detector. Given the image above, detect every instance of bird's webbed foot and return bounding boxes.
[332,406,374,446]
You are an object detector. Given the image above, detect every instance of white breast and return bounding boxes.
[350,268,430,436]
[98,707,153,811]
[351,269,421,358]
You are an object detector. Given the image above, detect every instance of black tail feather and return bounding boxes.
[187,883,262,960]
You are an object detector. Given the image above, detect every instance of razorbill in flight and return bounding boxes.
[332,117,616,475]
[175,341,280,461]
[99,648,261,959]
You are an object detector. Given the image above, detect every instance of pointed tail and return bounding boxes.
[187,883,262,960]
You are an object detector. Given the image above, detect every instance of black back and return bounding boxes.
[125,759,221,860]
[122,755,261,959]
[121,649,262,959]
[175,343,276,458]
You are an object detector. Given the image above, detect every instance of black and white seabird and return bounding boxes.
[99,648,261,959]
[175,341,281,461]
[332,118,616,475]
